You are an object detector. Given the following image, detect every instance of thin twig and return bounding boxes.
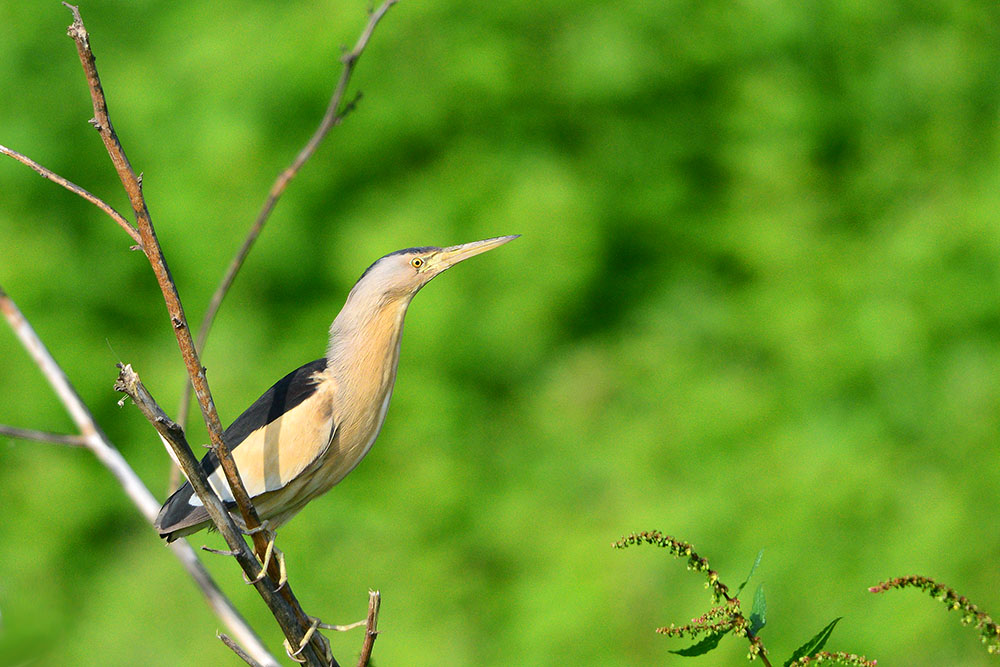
[0,144,140,244]
[176,0,399,434]
[357,590,382,667]
[0,284,279,667]
[62,6,331,664]
[220,632,265,667]
[0,425,87,447]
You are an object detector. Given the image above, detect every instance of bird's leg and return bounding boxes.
[240,519,272,536]
[241,520,271,584]
[244,535,275,585]
[239,522,285,590]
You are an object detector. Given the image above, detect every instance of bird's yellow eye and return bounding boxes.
[410,257,424,269]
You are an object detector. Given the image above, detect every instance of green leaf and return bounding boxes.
[669,630,730,656]
[736,549,765,596]
[783,617,842,666]
[748,584,766,636]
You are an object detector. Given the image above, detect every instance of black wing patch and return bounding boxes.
[154,357,327,539]
[200,357,328,476]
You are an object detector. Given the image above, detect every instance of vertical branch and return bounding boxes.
[356,591,382,667]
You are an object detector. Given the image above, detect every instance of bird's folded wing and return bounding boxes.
[155,358,334,536]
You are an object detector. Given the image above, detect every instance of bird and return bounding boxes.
[155,235,518,542]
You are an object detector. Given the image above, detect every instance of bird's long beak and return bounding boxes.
[431,235,520,273]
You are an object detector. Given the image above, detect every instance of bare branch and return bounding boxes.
[62,6,333,664]
[63,3,147,228]
[0,425,87,447]
[0,284,279,667]
[64,0,264,541]
[0,144,140,244]
[63,0,258,560]
[177,0,399,431]
[114,363,331,665]
[357,590,382,667]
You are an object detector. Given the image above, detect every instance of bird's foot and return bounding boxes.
[283,617,333,664]
[239,522,287,590]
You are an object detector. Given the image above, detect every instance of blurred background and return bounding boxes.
[1,1,999,665]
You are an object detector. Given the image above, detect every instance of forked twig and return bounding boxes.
[0,144,140,243]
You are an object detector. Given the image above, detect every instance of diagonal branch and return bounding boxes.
[62,0,263,563]
[177,0,399,432]
[0,143,140,244]
[114,363,327,665]
[220,632,265,667]
[0,424,88,447]
[0,284,279,667]
[61,5,331,664]
[61,1,264,542]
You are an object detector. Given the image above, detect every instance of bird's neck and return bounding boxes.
[325,294,413,428]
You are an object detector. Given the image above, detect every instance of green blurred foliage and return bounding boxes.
[1,1,999,665]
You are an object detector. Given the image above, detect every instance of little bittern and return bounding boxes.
[155,235,518,540]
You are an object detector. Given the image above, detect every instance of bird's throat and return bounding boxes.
[325,297,411,462]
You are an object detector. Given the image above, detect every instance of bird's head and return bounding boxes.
[328,234,518,370]
[352,235,520,304]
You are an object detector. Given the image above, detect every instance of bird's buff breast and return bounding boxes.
[253,372,395,526]
[313,389,393,495]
